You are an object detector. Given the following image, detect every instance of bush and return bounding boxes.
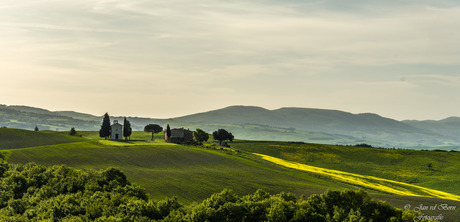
[0,162,419,221]
[355,143,373,148]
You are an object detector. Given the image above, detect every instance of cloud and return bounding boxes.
[413,74,460,87]
[1,0,460,119]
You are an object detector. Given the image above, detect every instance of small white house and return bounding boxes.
[111,120,123,140]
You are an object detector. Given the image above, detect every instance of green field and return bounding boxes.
[231,141,460,196]
[1,128,460,219]
[1,129,350,203]
[0,128,84,150]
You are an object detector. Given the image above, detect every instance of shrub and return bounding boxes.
[0,162,419,221]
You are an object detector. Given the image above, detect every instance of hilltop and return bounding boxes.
[2,104,460,148]
[0,104,100,131]
[0,128,84,150]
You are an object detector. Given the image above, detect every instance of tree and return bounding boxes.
[193,128,209,144]
[34,126,39,132]
[99,113,111,140]
[166,124,171,139]
[69,127,77,136]
[144,124,163,141]
[123,117,132,140]
[212,129,234,145]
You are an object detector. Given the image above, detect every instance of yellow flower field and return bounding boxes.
[254,153,460,201]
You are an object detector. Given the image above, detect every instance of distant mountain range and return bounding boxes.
[1,104,459,148]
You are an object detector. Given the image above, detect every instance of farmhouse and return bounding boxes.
[111,120,123,140]
[165,127,193,143]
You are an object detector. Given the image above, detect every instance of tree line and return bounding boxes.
[99,113,235,145]
[0,161,419,221]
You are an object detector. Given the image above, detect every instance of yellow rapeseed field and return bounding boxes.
[254,153,460,201]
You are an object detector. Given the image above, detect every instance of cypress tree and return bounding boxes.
[123,117,132,140]
[34,126,39,132]
[166,124,171,138]
[99,113,111,140]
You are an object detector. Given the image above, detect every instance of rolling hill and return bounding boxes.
[230,141,460,196]
[1,129,350,203]
[403,117,460,139]
[2,104,460,148]
[1,128,459,220]
[172,105,460,147]
[0,128,84,150]
[0,104,100,131]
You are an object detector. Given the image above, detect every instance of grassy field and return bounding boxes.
[2,131,351,203]
[0,128,84,150]
[2,129,459,219]
[231,141,460,196]
[255,153,460,201]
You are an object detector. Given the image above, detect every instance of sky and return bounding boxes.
[1,0,460,120]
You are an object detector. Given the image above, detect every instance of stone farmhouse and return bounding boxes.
[165,127,193,143]
[111,120,123,140]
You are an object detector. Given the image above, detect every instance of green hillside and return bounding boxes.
[0,105,99,131]
[2,131,349,203]
[2,128,460,219]
[231,141,460,195]
[54,110,101,121]
[0,128,84,150]
[404,117,460,138]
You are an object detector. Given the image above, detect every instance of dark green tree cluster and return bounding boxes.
[163,189,417,222]
[0,161,418,221]
[0,162,151,221]
[193,128,209,144]
[69,127,77,136]
[212,129,234,145]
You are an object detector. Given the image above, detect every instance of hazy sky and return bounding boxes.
[1,0,460,120]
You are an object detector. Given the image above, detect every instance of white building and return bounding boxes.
[111,120,123,140]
